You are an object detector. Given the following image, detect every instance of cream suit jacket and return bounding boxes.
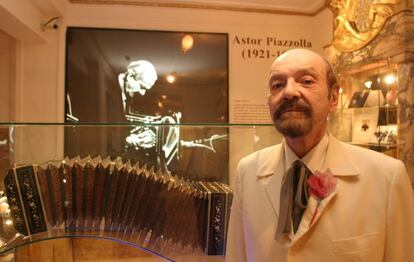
[225,135,414,262]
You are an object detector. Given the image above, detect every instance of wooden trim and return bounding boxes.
[69,0,329,16]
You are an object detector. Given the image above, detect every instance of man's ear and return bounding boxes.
[329,84,340,112]
[267,93,273,105]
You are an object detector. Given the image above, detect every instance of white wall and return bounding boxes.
[0,1,333,176]
[0,30,13,122]
[1,2,333,123]
[64,3,332,185]
[64,4,332,124]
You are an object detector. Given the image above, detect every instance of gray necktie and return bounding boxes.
[275,160,311,241]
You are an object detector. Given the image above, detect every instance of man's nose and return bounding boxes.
[282,79,300,99]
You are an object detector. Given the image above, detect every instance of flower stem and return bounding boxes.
[310,201,321,226]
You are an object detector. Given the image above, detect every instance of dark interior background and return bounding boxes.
[64,27,229,183]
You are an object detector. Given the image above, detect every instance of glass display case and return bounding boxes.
[0,123,282,261]
[329,63,399,158]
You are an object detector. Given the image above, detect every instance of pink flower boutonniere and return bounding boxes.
[307,170,337,226]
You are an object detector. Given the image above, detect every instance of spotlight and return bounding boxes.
[384,74,396,85]
[181,34,194,53]
[166,74,176,84]
[364,80,372,89]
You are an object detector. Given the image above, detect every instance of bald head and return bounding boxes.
[271,49,337,94]
[273,49,322,63]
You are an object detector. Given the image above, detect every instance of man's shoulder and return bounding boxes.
[337,139,403,176]
[341,140,400,165]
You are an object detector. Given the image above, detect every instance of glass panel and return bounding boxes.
[331,65,398,158]
[0,123,282,261]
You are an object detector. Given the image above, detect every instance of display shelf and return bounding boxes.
[336,104,397,112]
[330,60,400,155]
[0,119,403,260]
[349,142,397,152]
[0,123,282,261]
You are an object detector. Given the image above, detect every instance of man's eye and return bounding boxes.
[300,78,315,85]
[271,82,284,90]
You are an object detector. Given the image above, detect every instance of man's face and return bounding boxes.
[125,67,150,96]
[267,49,338,138]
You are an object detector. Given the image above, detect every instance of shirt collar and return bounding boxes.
[284,132,329,174]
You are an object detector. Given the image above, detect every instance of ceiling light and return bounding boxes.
[181,34,194,53]
[364,80,372,89]
[166,74,176,84]
[384,74,396,85]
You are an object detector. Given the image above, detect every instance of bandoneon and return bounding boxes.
[4,156,232,257]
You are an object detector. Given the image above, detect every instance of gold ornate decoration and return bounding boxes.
[329,0,404,52]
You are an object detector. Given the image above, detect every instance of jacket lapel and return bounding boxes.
[292,134,360,243]
[292,184,338,243]
[255,143,285,218]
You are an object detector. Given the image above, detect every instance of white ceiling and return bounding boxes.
[70,0,327,15]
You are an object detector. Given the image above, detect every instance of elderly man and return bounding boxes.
[118,60,158,112]
[225,49,414,262]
